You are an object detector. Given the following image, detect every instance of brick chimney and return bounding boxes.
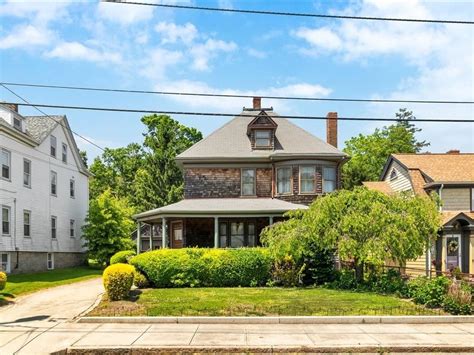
[2,103,18,112]
[253,97,261,110]
[446,149,460,154]
[326,112,338,148]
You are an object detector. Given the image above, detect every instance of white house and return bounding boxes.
[0,103,89,273]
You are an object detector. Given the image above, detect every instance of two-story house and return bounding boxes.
[134,98,348,251]
[0,103,89,273]
[363,152,474,275]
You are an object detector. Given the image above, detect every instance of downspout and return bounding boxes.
[14,197,18,269]
[428,183,444,277]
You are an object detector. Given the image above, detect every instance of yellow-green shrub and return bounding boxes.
[110,250,136,265]
[0,272,6,291]
[103,263,135,300]
[130,248,271,288]
[133,270,149,289]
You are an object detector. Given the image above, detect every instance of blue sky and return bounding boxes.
[1,0,473,161]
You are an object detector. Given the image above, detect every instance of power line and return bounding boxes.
[103,0,474,25]
[1,84,105,152]
[4,101,474,123]
[2,82,473,105]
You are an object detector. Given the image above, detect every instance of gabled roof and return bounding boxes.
[362,181,394,194]
[246,110,278,134]
[442,211,474,226]
[177,110,347,163]
[24,115,62,143]
[383,153,474,183]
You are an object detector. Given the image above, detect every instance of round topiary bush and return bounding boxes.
[0,271,6,291]
[103,263,135,301]
[110,250,136,265]
[133,270,149,289]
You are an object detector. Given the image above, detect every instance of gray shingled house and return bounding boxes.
[133,98,348,251]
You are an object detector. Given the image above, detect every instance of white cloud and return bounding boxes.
[0,0,71,25]
[190,38,237,71]
[246,48,266,59]
[96,1,154,25]
[139,47,183,80]
[154,80,332,111]
[155,22,197,44]
[0,24,54,49]
[45,41,123,64]
[293,28,342,52]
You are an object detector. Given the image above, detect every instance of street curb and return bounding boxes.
[58,345,474,354]
[78,315,474,324]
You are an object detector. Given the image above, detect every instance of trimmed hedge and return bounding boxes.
[110,250,136,265]
[0,271,6,291]
[130,248,272,288]
[103,263,135,300]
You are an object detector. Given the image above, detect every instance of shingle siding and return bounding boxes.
[442,188,471,211]
[184,168,241,198]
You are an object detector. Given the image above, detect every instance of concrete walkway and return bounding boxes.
[1,321,474,353]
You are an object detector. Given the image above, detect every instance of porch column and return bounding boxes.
[214,217,219,248]
[149,223,153,251]
[441,235,447,273]
[162,217,168,248]
[136,221,141,254]
[269,216,274,225]
[425,244,431,278]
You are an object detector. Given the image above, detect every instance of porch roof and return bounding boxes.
[134,198,308,221]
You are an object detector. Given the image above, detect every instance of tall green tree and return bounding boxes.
[82,189,135,265]
[342,108,429,189]
[261,187,441,282]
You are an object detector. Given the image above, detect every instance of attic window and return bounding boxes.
[255,130,271,147]
[390,169,398,180]
[13,117,21,131]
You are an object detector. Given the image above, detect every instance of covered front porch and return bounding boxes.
[133,198,307,252]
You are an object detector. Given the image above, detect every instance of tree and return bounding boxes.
[79,150,88,168]
[262,187,441,282]
[342,108,429,189]
[82,189,135,265]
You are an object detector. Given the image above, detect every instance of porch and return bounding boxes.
[133,198,307,252]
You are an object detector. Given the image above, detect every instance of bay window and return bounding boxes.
[241,168,256,196]
[300,166,316,193]
[323,167,337,193]
[277,167,291,194]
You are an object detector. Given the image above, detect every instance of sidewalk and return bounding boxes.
[2,321,474,354]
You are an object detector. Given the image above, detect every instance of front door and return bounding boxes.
[446,234,461,271]
[171,221,183,249]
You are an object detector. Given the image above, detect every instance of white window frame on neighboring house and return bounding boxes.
[241,168,256,196]
[62,143,68,163]
[24,210,31,237]
[51,216,57,239]
[322,166,337,193]
[50,171,57,196]
[1,253,10,273]
[2,205,11,236]
[23,158,31,188]
[47,253,54,270]
[276,166,292,195]
[1,148,11,181]
[50,135,57,158]
[70,179,75,198]
[70,219,75,238]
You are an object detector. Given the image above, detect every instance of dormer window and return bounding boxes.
[255,130,271,147]
[390,169,398,180]
[13,116,22,131]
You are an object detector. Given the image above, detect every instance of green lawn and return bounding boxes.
[89,287,440,317]
[1,266,103,304]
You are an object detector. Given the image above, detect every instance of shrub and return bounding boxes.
[133,270,149,289]
[367,269,408,295]
[0,272,6,291]
[110,250,136,265]
[329,269,358,290]
[130,248,272,288]
[301,243,336,286]
[407,276,450,308]
[271,255,304,287]
[442,281,472,315]
[103,263,135,300]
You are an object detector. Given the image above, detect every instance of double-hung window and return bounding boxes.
[62,143,68,163]
[277,167,291,194]
[300,166,316,193]
[323,167,337,193]
[70,179,75,198]
[50,135,57,157]
[2,206,10,235]
[1,149,11,180]
[70,219,75,237]
[47,253,54,270]
[50,171,57,196]
[51,216,57,239]
[23,159,31,187]
[1,253,9,273]
[241,169,256,196]
[255,130,271,147]
[24,210,31,237]
[13,116,22,130]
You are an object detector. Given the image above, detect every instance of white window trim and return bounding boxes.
[47,253,54,270]
[276,166,292,195]
[23,210,31,238]
[299,165,317,194]
[50,170,57,196]
[2,205,11,236]
[23,158,31,188]
[1,148,11,181]
[70,219,75,238]
[51,216,57,239]
[50,135,57,158]
[322,166,337,193]
[241,168,256,196]
[70,179,75,198]
[62,143,68,163]
[254,129,272,148]
[1,253,10,273]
